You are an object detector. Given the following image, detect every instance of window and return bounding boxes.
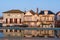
[47,17,49,21]
[14,18,17,23]
[15,30,17,32]
[20,19,21,23]
[57,15,60,20]
[46,25,49,28]
[10,30,13,32]
[6,19,8,23]
[46,17,49,21]
[19,30,21,32]
[52,17,54,21]
[49,17,52,21]
[6,30,8,32]
[43,25,45,28]
[40,17,41,21]
[44,11,48,15]
[42,17,45,21]
[10,18,13,23]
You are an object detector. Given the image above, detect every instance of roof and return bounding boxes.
[39,10,55,15]
[3,10,24,13]
[34,13,39,16]
[29,10,35,15]
[56,11,60,15]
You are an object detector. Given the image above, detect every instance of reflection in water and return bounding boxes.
[0,32,60,40]
[0,32,4,37]
[0,37,60,40]
[4,38,8,40]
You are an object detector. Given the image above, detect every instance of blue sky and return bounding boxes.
[0,0,60,16]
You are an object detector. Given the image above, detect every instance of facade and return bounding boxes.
[0,17,3,23]
[2,10,25,36]
[24,10,38,27]
[38,10,55,37]
[55,11,60,37]
[0,17,3,27]
[3,10,25,26]
[0,9,56,37]
[55,11,60,27]
[39,10,55,28]
[56,11,60,20]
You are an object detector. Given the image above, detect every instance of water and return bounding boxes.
[0,32,60,40]
[0,32,4,38]
[0,37,60,40]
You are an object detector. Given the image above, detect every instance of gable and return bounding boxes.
[57,13,60,15]
[25,11,33,15]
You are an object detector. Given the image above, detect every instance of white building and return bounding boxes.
[2,10,25,26]
[24,10,38,27]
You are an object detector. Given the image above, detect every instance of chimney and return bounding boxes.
[36,8,39,14]
[24,10,26,14]
[25,10,26,13]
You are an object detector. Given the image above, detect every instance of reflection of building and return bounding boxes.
[0,9,56,37]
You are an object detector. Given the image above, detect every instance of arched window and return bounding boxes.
[6,19,8,23]
[15,30,17,32]
[14,18,17,23]
[20,30,21,32]
[6,29,8,32]
[10,30,13,32]
[10,18,13,23]
[20,19,21,23]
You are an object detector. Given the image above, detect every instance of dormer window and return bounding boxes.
[44,10,48,15]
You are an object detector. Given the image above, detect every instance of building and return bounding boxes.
[2,10,25,36]
[24,10,38,27]
[55,11,60,27]
[0,17,3,27]
[39,10,55,28]
[3,10,25,26]
[39,10,55,37]
[0,9,56,37]
[55,11,60,37]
